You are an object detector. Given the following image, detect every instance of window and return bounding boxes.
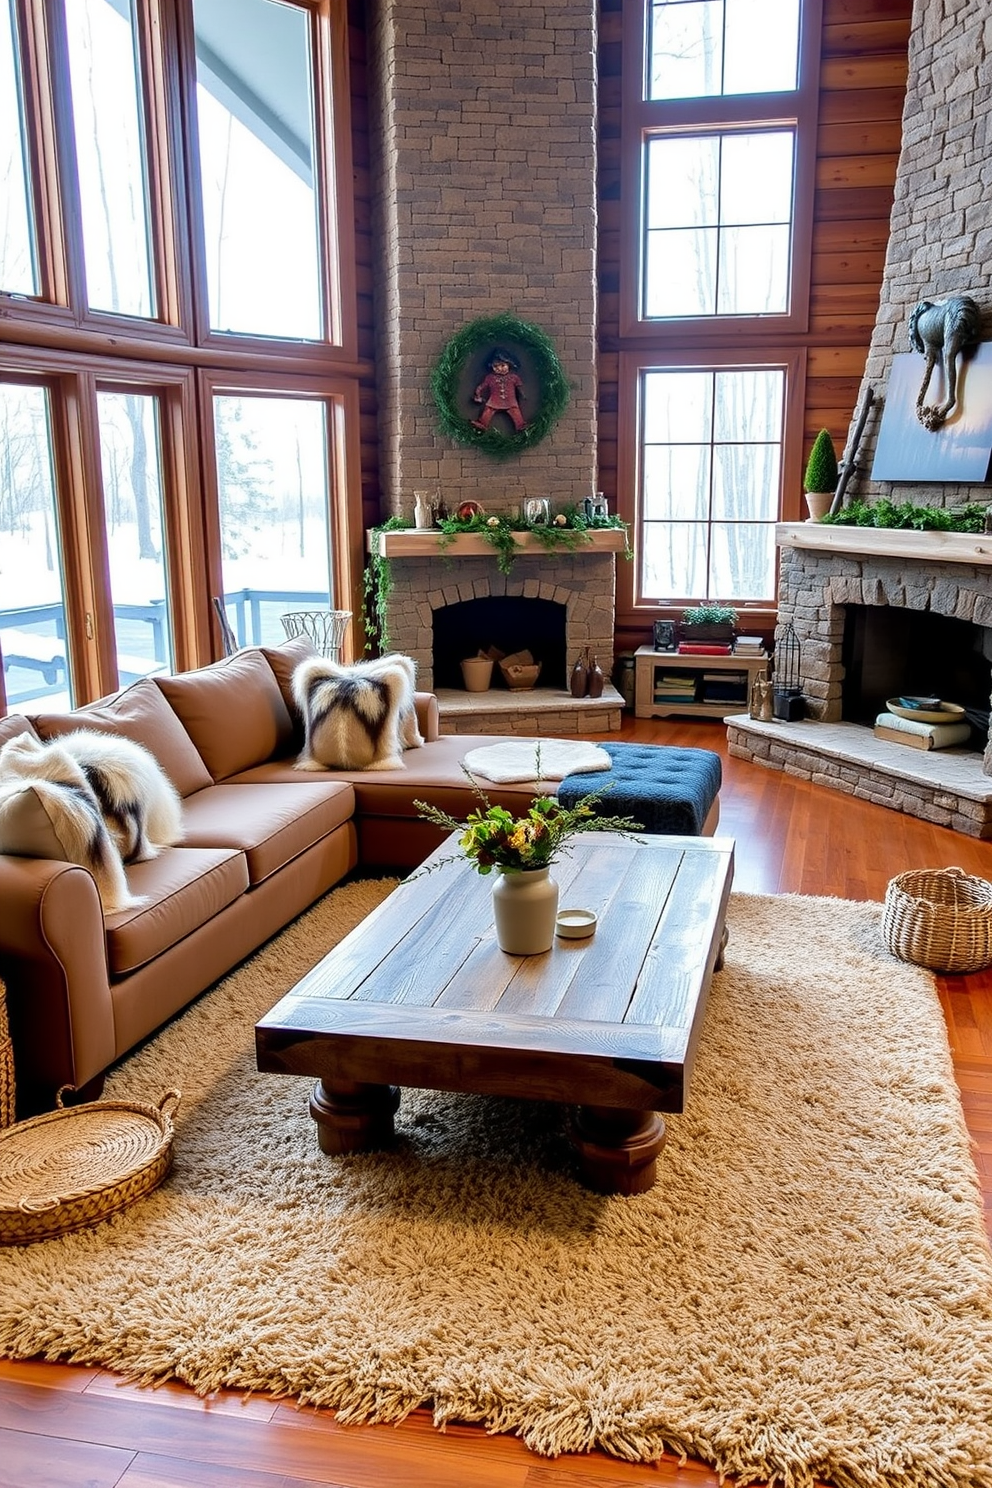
[618,0,818,615]
[637,363,786,604]
[0,0,360,714]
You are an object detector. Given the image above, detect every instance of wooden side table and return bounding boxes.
[634,645,768,720]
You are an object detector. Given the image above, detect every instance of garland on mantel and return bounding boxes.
[362,510,630,654]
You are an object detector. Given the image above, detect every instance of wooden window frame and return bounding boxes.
[1,0,358,367]
[1,0,364,709]
[619,0,822,345]
[616,345,807,630]
[196,368,365,658]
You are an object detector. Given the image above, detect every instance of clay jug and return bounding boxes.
[491,867,559,955]
[587,654,604,699]
[569,653,588,698]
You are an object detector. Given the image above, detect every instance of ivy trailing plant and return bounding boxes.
[363,515,412,653]
[823,499,989,533]
[430,312,571,461]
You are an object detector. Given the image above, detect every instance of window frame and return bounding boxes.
[619,0,822,343]
[0,0,363,709]
[617,345,807,625]
[1,0,358,365]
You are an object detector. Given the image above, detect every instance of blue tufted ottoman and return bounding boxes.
[557,741,722,836]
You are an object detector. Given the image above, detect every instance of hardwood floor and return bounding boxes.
[2,715,990,1488]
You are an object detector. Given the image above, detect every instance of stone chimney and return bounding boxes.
[366,0,599,521]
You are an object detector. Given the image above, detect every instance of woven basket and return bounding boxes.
[0,1088,180,1245]
[0,978,14,1130]
[882,867,992,974]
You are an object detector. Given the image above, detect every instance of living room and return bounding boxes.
[2,2,992,1487]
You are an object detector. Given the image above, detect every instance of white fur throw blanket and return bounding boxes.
[293,654,425,772]
[463,738,612,784]
[0,731,183,914]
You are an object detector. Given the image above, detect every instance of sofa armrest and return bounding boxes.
[0,855,116,1113]
[414,692,440,743]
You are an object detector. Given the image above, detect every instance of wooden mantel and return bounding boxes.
[776,522,992,568]
[369,528,628,558]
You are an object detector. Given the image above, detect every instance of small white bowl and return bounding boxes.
[555,908,598,939]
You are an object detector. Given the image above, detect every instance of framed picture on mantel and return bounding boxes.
[871,345,992,482]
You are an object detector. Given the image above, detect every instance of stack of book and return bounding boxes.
[677,640,733,655]
[653,672,698,705]
[733,634,765,655]
[873,711,972,751]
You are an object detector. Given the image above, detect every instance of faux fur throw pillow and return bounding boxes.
[292,653,425,772]
[0,731,184,914]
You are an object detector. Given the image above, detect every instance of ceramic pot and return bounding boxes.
[491,866,559,955]
[460,656,494,692]
[804,490,833,522]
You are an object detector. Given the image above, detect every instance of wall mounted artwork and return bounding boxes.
[871,342,992,482]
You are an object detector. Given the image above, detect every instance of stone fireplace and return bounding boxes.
[726,525,992,837]
[376,529,623,735]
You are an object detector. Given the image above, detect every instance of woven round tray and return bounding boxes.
[882,867,992,974]
[0,1089,180,1246]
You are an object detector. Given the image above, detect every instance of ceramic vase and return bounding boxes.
[491,866,559,954]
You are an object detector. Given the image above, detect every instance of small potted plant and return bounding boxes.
[803,429,839,522]
[679,604,738,644]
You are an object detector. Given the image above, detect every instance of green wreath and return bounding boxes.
[430,312,571,460]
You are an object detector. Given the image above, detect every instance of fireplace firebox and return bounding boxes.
[433,597,566,690]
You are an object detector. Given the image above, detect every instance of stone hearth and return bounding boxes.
[726,524,992,837]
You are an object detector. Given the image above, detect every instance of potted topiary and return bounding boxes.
[803,429,839,522]
[679,604,738,644]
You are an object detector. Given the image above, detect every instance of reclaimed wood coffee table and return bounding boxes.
[255,832,734,1195]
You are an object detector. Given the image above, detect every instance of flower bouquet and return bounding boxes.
[412,756,642,955]
[412,771,642,877]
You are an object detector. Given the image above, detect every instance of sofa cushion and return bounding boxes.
[34,678,212,798]
[261,637,316,744]
[179,780,354,884]
[318,733,546,819]
[105,846,249,976]
[156,649,296,782]
[0,715,40,748]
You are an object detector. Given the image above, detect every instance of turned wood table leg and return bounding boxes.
[715,924,729,971]
[309,1079,401,1156]
[570,1105,667,1195]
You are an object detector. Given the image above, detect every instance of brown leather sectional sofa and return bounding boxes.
[0,639,555,1116]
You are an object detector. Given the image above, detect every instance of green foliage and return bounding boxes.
[362,515,412,653]
[437,508,629,576]
[682,604,739,627]
[413,758,642,876]
[823,500,989,533]
[803,429,839,494]
[430,313,571,461]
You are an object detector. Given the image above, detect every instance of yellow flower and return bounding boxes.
[487,516,500,527]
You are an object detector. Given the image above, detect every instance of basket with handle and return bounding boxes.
[280,609,352,661]
[882,866,992,973]
[0,1088,180,1244]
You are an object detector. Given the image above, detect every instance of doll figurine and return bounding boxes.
[472,349,527,432]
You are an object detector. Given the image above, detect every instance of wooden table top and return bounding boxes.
[256,833,734,1112]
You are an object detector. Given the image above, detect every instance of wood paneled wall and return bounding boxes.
[595,0,913,650]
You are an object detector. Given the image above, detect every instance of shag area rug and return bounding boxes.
[3,879,992,1488]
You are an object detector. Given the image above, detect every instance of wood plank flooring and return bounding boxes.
[2,714,990,1488]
